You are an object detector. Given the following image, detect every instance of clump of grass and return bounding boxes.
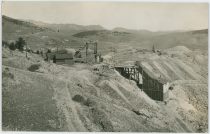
[84,98,96,107]
[72,94,85,103]
[28,64,41,72]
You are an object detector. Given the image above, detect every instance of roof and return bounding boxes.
[115,65,137,69]
[135,61,168,84]
[115,61,136,68]
[55,53,73,60]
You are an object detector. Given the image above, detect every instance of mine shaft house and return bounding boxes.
[115,62,169,101]
[136,61,169,101]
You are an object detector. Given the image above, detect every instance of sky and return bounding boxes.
[2,1,209,31]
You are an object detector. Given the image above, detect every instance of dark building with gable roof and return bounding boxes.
[53,53,74,65]
[115,61,170,101]
[136,61,170,101]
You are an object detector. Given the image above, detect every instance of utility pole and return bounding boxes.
[25,42,28,59]
[142,68,143,91]
[95,42,97,54]
[94,42,98,63]
[86,42,88,63]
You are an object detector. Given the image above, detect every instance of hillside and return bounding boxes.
[73,29,208,51]
[1,48,179,131]
[2,16,86,51]
[2,15,208,132]
[2,15,50,41]
[2,41,208,132]
[2,15,208,55]
[103,45,208,132]
[28,19,105,35]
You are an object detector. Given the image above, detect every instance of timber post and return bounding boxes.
[86,42,88,63]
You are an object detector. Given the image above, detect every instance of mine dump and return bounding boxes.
[2,2,208,133]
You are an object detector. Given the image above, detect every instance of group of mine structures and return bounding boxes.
[44,41,103,65]
[39,39,170,102]
[115,61,170,102]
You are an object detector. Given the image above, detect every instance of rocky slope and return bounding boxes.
[2,15,208,132]
[103,45,208,132]
[2,47,208,132]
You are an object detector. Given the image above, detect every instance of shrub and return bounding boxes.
[15,37,26,51]
[28,64,40,72]
[72,94,85,103]
[169,86,173,90]
[3,69,14,79]
[9,42,16,51]
[84,98,96,107]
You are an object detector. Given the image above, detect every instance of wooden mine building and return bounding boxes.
[53,53,74,65]
[136,62,169,101]
[115,62,169,101]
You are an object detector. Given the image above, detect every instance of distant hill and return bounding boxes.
[28,19,105,35]
[3,15,44,30]
[191,29,208,34]
[2,15,85,50]
[49,24,104,35]
[2,15,208,52]
[2,15,51,41]
[113,27,152,34]
[73,30,130,38]
[72,28,208,51]
[150,29,208,50]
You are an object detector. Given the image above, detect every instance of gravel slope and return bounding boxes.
[2,47,208,132]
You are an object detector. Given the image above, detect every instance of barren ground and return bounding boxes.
[2,46,208,132]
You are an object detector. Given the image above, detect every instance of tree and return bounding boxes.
[9,42,16,51]
[15,37,26,52]
[47,49,51,53]
[28,64,40,72]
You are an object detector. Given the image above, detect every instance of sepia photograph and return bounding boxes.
[1,1,209,132]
